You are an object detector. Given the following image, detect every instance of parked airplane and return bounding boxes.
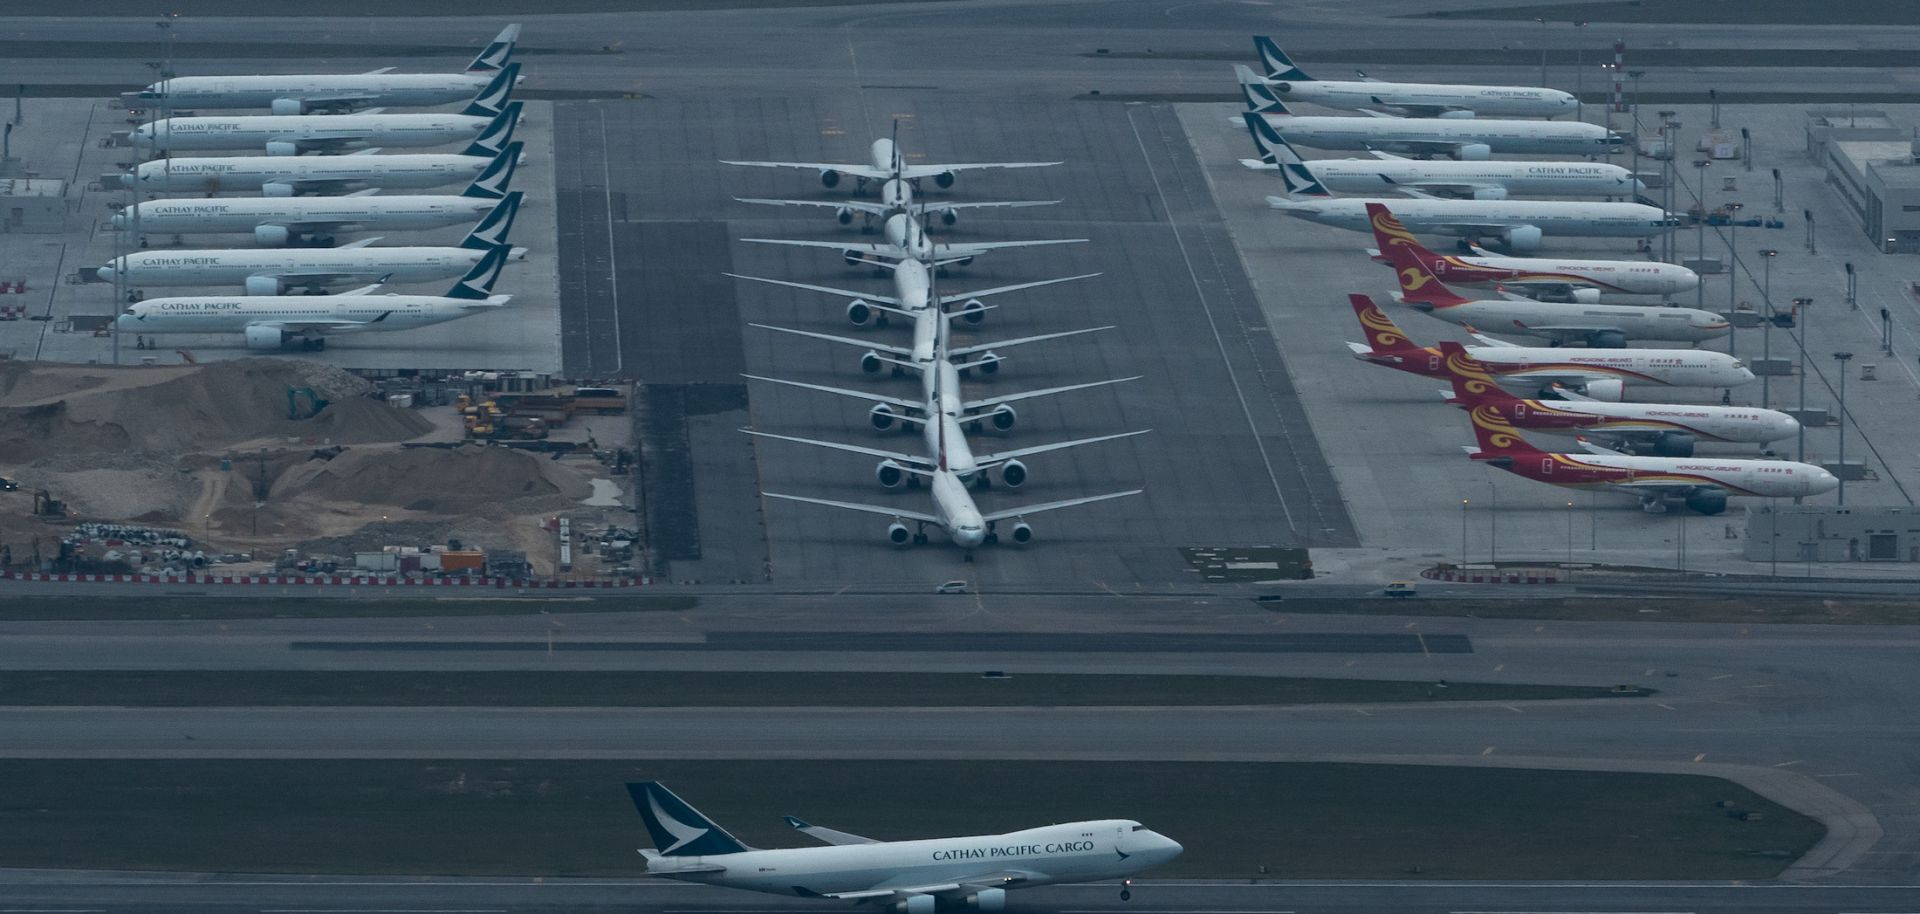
[129,24,521,114]
[1268,161,1673,252]
[1437,341,1797,456]
[1462,400,1835,514]
[1364,203,1696,300]
[125,140,521,197]
[114,169,515,247]
[132,88,520,157]
[100,192,524,296]
[1240,114,1639,200]
[1235,67,1623,159]
[115,245,512,351]
[725,260,1098,331]
[745,212,1084,265]
[631,781,1181,908]
[1251,36,1575,118]
[1380,233,1727,346]
[722,136,1059,191]
[1345,294,1753,400]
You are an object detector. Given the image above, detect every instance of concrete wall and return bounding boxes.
[1745,504,1920,562]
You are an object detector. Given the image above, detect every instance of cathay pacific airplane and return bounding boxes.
[630,782,1181,911]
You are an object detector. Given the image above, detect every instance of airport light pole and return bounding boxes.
[1760,248,1778,407]
[1833,351,1852,505]
[1694,160,1712,312]
[1793,297,1814,468]
[1460,498,1469,567]
[1845,261,1857,310]
[1565,501,1574,566]
[1626,70,1645,181]
[1773,167,1784,212]
[1488,481,1498,566]
[1725,202,1742,357]
[1535,18,1548,87]
[1805,209,1817,254]
[1571,21,1589,122]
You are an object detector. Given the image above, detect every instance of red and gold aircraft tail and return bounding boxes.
[1465,401,1545,462]
[1435,340,1524,409]
[1346,293,1445,375]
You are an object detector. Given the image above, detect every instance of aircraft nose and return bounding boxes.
[95,266,115,282]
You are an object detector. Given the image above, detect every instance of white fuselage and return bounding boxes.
[132,113,491,154]
[1415,299,1729,344]
[1470,347,1754,390]
[1251,112,1620,156]
[646,819,1177,896]
[1554,454,1837,498]
[115,196,499,241]
[125,153,495,195]
[102,245,519,293]
[1274,197,1673,240]
[1493,399,1800,444]
[1265,79,1576,118]
[929,469,989,548]
[1419,251,1699,295]
[1258,158,1640,198]
[117,293,505,335]
[137,73,495,111]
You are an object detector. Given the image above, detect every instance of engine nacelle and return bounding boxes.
[253,224,292,247]
[264,140,299,157]
[876,460,907,488]
[836,206,854,225]
[933,171,956,189]
[244,275,283,296]
[1438,109,1477,119]
[1501,224,1543,253]
[1453,143,1492,161]
[843,249,867,267]
[887,522,911,545]
[846,299,873,326]
[260,182,297,198]
[244,324,288,350]
[820,169,842,188]
[1652,431,1697,458]
[1581,379,1626,402]
[1684,489,1729,515]
[269,97,305,116]
[971,352,1002,375]
[1010,521,1033,544]
[990,404,1017,431]
[1568,287,1601,304]
[1586,329,1628,349]
[869,404,897,430]
[1000,459,1027,488]
[1469,185,1509,200]
[1272,81,1293,94]
[860,350,885,374]
[970,889,1007,912]
[892,894,936,914]
[959,299,986,324]
[938,207,958,227]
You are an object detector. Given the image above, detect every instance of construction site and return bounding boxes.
[0,358,638,581]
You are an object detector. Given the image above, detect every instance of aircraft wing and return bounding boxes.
[742,429,927,468]
[748,323,912,358]
[783,816,880,846]
[1372,96,1466,118]
[742,238,904,257]
[742,374,921,412]
[797,873,1029,901]
[720,160,891,180]
[260,271,377,288]
[762,491,940,526]
[976,429,1150,467]
[357,67,397,76]
[279,134,371,154]
[1394,181,1508,200]
[979,489,1144,525]
[947,325,1113,358]
[250,315,389,335]
[897,162,1061,180]
[933,200,1062,212]
[939,272,1101,305]
[962,376,1140,413]
[932,239,1087,257]
[724,272,900,305]
[298,94,382,112]
[736,197,890,216]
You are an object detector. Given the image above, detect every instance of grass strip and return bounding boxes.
[0,670,1649,708]
[0,759,1820,880]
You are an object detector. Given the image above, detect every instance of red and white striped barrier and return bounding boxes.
[1,571,651,588]
[1421,568,1558,585]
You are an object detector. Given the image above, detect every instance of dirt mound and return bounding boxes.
[273,446,591,515]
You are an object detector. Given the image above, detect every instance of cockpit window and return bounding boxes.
[1131,825,1146,831]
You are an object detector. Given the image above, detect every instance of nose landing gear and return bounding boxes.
[1120,879,1133,902]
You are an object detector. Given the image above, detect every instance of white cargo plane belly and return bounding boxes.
[632,782,1181,909]
[1251,36,1575,118]
[129,24,521,114]
[125,140,521,197]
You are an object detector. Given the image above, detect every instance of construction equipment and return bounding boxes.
[33,489,65,517]
[286,386,329,420]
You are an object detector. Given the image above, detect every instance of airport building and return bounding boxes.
[1745,504,1920,563]
[1808,109,1920,253]
[0,177,66,233]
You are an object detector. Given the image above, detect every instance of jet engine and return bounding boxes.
[843,250,868,267]
[253,225,292,247]
[1000,459,1027,488]
[860,350,885,374]
[933,171,957,189]
[1501,225,1544,253]
[936,206,958,227]
[260,182,297,198]
[958,299,987,324]
[1009,521,1034,544]
[1585,329,1629,349]
[887,521,911,545]
[244,275,283,296]
[264,141,300,157]
[989,404,1017,431]
[891,895,936,914]
[1684,489,1729,515]
[967,352,1002,376]
[1271,81,1293,93]
[835,206,855,225]
[876,460,907,488]
[1568,287,1601,304]
[269,98,306,116]
[244,325,287,350]
[1580,379,1625,402]
[968,889,1007,912]
[1469,185,1509,200]
[869,404,898,430]
[846,299,874,326]
[1651,431,1697,458]
[1452,143,1492,161]
[819,169,842,188]
[1437,109,1477,120]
